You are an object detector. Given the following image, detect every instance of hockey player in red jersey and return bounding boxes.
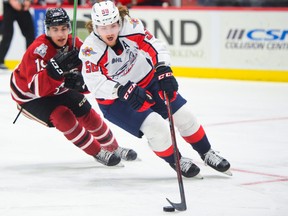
[10,7,137,166]
[79,1,231,177]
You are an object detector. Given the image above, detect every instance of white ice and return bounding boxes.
[1,71,288,216]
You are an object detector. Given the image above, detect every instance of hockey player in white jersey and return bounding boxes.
[79,0,231,177]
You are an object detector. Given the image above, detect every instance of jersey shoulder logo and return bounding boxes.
[129,18,139,28]
[34,43,48,58]
[81,46,97,57]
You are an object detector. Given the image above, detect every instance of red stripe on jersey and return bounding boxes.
[96,99,115,105]
[154,144,174,157]
[140,40,158,65]
[183,125,205,144]
[137,69,154,88]
[98,50,109,76]
[127,33,158,66]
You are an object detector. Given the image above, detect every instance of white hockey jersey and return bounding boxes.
[79,16,171,102]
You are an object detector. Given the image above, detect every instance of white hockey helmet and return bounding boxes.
[91,0,120,27]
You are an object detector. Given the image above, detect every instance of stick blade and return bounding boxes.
[166,198,187,211]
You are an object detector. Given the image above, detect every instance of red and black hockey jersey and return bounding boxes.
[10,34,83,105]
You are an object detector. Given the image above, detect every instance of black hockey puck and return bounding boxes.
[163,206,175,212]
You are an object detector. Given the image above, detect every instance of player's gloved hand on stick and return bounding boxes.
[117,81,155,112]
[46,49,82,80]
[155,66,178,102]
[64,69,88,93]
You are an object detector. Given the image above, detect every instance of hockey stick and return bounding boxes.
[164,92,187,211]
[71,0,78,48]
[12,106,23,124]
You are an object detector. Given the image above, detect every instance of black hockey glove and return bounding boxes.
[46,49,82,80]
[117,81,155,112]
[155,66,178,102]
[64,70,88,93]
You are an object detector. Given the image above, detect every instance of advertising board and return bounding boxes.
[5,7,288,81]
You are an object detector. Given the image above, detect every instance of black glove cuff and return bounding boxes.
[155,66,172,75]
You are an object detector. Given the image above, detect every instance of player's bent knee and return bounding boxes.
[173,105,200,136]
[50,106,76,131]
[140,112,171,152]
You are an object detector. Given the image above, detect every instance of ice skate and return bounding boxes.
[94,149,121,166]
[114,146,138,161]
[170,157,201,178]
[200,149,232,176]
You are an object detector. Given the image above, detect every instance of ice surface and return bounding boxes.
[1,71,287,216]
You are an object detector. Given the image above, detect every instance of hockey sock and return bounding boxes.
[77,109,119,152]
[50,106,101,156]
[182,125,211,155]
[153,145,181,164]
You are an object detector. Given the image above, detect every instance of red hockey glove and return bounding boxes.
[155,66,178,102]
[46,49,81,80]
[117,81,155,112]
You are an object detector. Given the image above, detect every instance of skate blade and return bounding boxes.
[114,162,125,168]
[223,169,232,176]
[123,157,142,162]
[192,173,204,179]
[98,162,125,168]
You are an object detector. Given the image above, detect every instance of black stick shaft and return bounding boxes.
[164,92,187,211]
[13,106,23,124]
